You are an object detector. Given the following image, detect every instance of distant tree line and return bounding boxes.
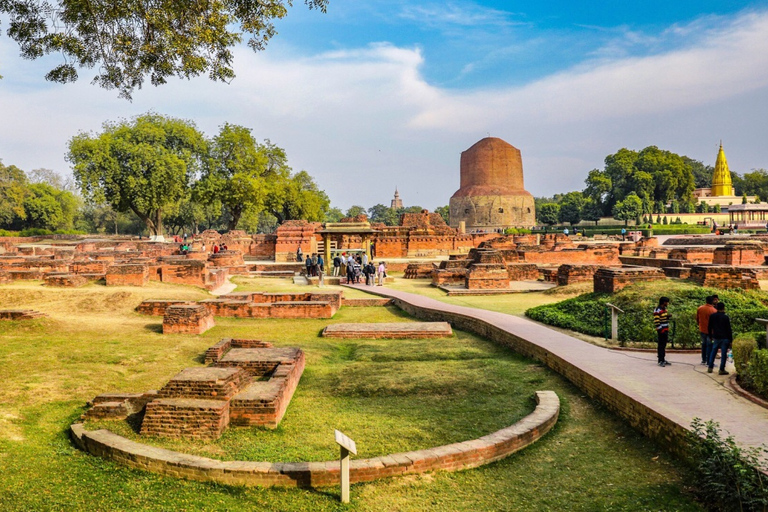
[324,204,450,226]
[536,145,767,226]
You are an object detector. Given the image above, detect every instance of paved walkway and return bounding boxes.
[348,284,768,461]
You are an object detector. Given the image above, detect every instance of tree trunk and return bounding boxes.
[227,206,242,232]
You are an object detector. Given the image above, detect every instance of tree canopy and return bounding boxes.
[68,113,207,237]
[1,0,328,99]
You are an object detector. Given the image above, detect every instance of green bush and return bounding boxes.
[526,282,768,347]
[688,418,768,512]
[0,229,20,237]
[503,228,532,235]
[732,336,758,376]
[748,349,768,397]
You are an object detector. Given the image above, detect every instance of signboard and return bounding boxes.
[334,429,357,455]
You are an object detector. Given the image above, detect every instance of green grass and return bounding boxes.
[0,281,703,511]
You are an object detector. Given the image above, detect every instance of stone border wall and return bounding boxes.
[70,391,558,487]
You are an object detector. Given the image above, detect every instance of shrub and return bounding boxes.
[0,229,20,237]
[688,418,768,512]
[732,336,758,376]
[748,349,768,397]
[526,282,768,347]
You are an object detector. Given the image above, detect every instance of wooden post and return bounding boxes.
[335,429,357,504]
[605,303,624,342]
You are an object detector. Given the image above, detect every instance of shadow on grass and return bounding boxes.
[143,323,163,334]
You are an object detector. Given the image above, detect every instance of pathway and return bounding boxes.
[347,284,768,461]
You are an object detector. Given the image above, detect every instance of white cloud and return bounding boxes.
[1,9,767,209]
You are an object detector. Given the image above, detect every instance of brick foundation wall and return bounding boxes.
[556,265,602,286]
[44,273,87,287]
[71,390,558,487]
[593,267,666,293]
[106,264,149,286]
[688,265,760,290]
[667,248,715,264]
[713,244,765,266]
[618,256,685,268]
[162,305,215,334]
[140,399,230,440]
[507,263,539,281]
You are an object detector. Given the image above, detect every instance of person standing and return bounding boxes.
[696,296,717,366]
[297,246,303,262]
[310,253,318,277]
[653,297,672,367]
[377,261,386,286]
[708,302,733,375]
[317,254,324,274]
[305,253,312,276]
[333,254,341,276]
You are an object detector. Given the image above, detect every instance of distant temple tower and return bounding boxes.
[449,137,536,230]
[390,188,403,209]
[711,142,734,196]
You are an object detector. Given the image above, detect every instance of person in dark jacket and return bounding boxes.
[707,302,733,375]
[653,297,672,367]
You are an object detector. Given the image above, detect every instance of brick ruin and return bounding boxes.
[0,309,46,320]
[321,322,453,339]
[593,267,667,294]
[688,265,762,290]
[432,247,539,291]
[85,338,305,439]
[163,305,215,335]
[140,291,342,321]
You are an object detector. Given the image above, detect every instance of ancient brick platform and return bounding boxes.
[158,367,251,400]
[215,347,302,377]
[713,243,766,266]
[507,263,539,281]
[106,263,149,286]
[44,273,87,287]
[204,338,274,365]
[136,300,196,316]
[593,267,666,293]
[321,322,453,339]
[0,309,46,320]
[140,399,230,440]
[162,305,215,334]
[688,265,760,290]
[229,353,305,428]
[404,262,436,279]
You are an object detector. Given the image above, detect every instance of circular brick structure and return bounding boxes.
[449,137,536,231]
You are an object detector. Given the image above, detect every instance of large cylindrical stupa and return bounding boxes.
[449,137,536,230]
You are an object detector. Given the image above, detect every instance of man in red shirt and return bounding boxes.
[696,295,718,366]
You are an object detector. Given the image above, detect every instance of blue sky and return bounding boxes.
[2,0,768,211]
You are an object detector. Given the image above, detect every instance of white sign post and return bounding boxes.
[605,303,624,342]
[334,429,357,503]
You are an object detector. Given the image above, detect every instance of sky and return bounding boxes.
[2,0,768,211]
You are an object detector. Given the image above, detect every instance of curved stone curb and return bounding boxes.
[70,391,559,488]
[728,375,768,410]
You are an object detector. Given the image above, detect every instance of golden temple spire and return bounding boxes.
[711,142,733,197]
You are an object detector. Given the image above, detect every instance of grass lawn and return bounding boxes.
[0,281,702,511]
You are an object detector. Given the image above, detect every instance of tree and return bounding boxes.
[435,205,450,224]
[581,198,603,225]
[266,171,329,223]
[21,182,79,230]
[557,191,586,225]
[684,157,714,189]
[0,160,29,227]
[68,113,206,237]
[612,192,642,226]
[538,203,560,226]
[368,204,399,226]
[1,0,328,99]
[324,207,344,223]
[196,125,272,231]
[739,169,768,202]
[345,205,367,218]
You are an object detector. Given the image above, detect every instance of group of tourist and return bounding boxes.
[653,295,732,374]
[296,248,386,285]
[304,253,325,277]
